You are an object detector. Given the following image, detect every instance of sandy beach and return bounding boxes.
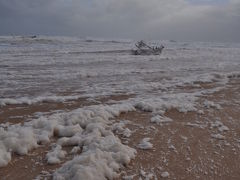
[1,78,240,180]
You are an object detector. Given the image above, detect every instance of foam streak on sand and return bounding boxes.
[0,95,81,107]
[0,103,136,179]
[0,90,203,178]
[0,91,199,166]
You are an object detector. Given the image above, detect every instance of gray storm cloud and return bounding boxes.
[0,0,239,42]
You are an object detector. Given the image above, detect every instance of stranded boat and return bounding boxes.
[132,40,164,55]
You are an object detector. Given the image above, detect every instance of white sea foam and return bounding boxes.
[134,93,198,113]
[0,95,81,106]
[0,103,136,179]
[1,37,240,108]
[203,100,222,110]
[0,141,11,167]
[151,115,173,124]
[112,122,132,138]
[46,145,66,164]
[1,36,240,178]
[161,171,170,178]
[138,138,153,150]
[211,134,225,140]
[210,120,229,132]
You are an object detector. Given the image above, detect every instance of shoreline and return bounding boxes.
[1,79,240,179]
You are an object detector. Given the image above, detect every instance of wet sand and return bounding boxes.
[1,80,240,180]
[117,79,240,180]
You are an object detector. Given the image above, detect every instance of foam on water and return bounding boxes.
[1,36,240,105]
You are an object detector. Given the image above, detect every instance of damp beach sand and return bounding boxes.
[1,79,240,180]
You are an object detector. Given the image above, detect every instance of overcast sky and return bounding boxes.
[0,0,239,42]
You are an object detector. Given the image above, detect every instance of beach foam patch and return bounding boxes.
[0,103,136,180]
